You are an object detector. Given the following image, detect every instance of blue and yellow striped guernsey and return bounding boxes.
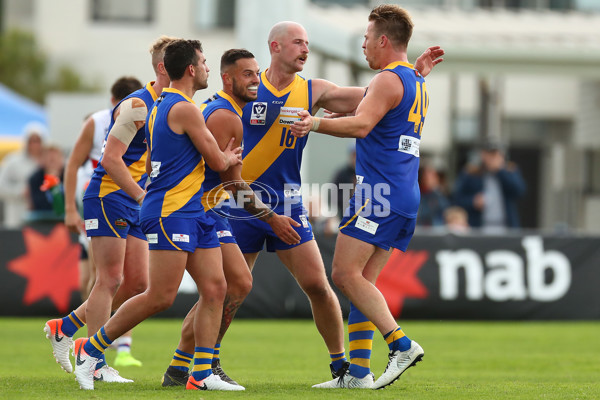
[238,70,312,214]
[199,90,243,211]
[83,82,157,209]
[355,62,428,218]
[141,88,206,220]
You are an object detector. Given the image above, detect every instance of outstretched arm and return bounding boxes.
[312,80,365,115]
[292,70,402,139]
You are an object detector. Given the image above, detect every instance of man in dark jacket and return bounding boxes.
[453,141,526,230]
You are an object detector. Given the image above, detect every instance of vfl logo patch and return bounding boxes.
[172,234,190,243]
[250,102,267,125]
[115,218,128,229]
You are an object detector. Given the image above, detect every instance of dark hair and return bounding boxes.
[368,4,413,49]
[220,48,255,73]
[163,39,203,81]
[110,76,143,102]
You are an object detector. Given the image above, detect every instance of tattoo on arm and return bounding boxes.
[231,181,275,222]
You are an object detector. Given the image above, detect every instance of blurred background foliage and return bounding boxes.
[0,29,99,104]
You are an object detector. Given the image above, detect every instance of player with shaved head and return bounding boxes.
[228,19,443,386]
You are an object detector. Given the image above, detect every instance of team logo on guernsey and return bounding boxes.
[250,102,267,125]
[278,107,304,126]
[115,218,128,229]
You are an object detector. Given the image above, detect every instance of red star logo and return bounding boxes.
[8,225,80,313]
[375,249,429,318]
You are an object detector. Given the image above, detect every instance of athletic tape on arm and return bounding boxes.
[110,99,148,146]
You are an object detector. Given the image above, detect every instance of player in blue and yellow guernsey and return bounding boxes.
[228,20,443,386]
[292,5,444,389]
[72,39,243,392]
[160,49,302,388]
[44,36,176,383]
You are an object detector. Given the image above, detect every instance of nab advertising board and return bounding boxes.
[1,223,599,320]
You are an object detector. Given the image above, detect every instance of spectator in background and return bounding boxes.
[0,123,45,227]
[453,140,526,231]
[444,206,470,233]
[330,142,356,219]
[27,143,65,220]
[417,163,450,227]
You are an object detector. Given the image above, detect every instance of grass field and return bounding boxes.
[0,318,598,399]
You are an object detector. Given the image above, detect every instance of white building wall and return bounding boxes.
[29,0,238,145]
[503,76,578,119]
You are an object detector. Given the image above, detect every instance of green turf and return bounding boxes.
[1,318,598,399]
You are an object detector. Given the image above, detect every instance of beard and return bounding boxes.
[232,80,257,103]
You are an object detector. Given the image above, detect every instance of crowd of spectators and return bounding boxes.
[0,124,66,227]
[0,128,526,235]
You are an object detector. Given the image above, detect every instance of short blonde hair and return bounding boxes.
[149,35,178,73]
[368,4,413,49]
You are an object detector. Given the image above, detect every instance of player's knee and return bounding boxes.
[227,273,253,299]
[95,273,123,294]
[301,278,331,300]
[147,289,177,313]
[331,269,350,292]
[122,279,147,297]
[201,278,227,304]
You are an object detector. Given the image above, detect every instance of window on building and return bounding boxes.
[194,0,234,29]
[91,0,154,23]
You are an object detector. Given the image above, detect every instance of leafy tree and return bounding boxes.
[0,29,98,104]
